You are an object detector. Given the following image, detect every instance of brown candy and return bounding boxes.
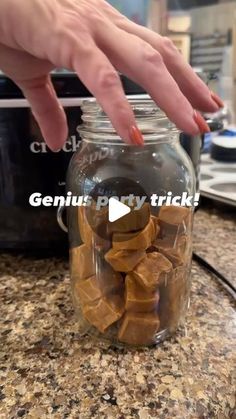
[75,276,102,306]
[133,252,173,291]
[177,235,190,259]
[109,203,151,233]
[112,218,156,251]
[159,266,189,332]
[70,245,96,281]
[158,249,183,268]
[83,294,125,333]
[75,268,123,304]
[151,215,160,239]
[125,274,160,312]
[118,312,160,346]
[90,204,108,230]
[154,234,190,267]
[153,240,183,268]
[72,204,192,344]
[78,206,111,251]
[96,269,124,295]
[78,207,93,247]
[154,234,188,253]
[105,248,146,272]
[158,206,192,238]
[92,212,112,249]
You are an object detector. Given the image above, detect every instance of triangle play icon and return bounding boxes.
[108,198,131,223]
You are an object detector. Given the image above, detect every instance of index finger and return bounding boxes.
[72,41,144,146]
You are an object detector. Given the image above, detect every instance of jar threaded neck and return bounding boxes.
[78,98,179,145]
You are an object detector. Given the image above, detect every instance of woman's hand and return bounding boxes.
[0,0,222,149]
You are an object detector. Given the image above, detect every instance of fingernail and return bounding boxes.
[129,126,144,146]
[193,111,210,134]
[211,91,224,108]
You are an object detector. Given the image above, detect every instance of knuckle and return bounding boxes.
[96,69,120,92]
[142,44,163,67]
[53,28,92,68]
[81,5,105,28]
[162,36,179,55]
[88,9,103,24]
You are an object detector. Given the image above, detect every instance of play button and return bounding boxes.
[84,176,149,242]
[108,198,131,222]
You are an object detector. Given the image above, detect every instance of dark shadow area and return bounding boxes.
[169,0,220,10]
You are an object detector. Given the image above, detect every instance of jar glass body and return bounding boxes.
[66,100,196,347]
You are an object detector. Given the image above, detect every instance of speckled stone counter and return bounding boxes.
[0,205,235,419]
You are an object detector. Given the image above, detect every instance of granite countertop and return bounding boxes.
[0,204,235,419]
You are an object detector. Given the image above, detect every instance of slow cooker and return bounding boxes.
[0,71,145,252]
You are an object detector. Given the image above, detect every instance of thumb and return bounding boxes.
[19,76,68,151]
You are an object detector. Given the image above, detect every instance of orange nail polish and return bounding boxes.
[129,126,144,146]
[211,91,224,108]
[193,111,210,134]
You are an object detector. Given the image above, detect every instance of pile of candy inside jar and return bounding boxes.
[70,203,193,346]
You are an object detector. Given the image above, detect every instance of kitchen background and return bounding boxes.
[108,0,236,211]
[110,0,236,114]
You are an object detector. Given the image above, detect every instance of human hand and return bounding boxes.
[0,0,223,149]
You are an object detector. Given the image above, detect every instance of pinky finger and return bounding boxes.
[19,76,68,151]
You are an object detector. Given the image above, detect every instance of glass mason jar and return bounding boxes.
[66,98,196,347]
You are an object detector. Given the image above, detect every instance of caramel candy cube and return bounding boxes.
[105,248,146,272]
[151,215,161,240]
[96,269,124,295]
[133,252,173,291]
[90,203,108,229]
[154,234,191,267]
[74,267,123,302]
[109,203,150,233]
[177,235,191,261]
[75,276,102,306]
[158,249,183,268]
[118,312,160,346]
[159,266,190,332]
[125,274,160,312]
[78,206,111,251]
[70,244,96,281]
[74,265,124,298]
[83,294,124,333]
[158,206,192,238]
[112,218,156,250]
[147,236,186,268]
[78,206,93,247]
[154,234,188,254]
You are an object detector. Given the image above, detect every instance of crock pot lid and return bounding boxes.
[0,71,145,99]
